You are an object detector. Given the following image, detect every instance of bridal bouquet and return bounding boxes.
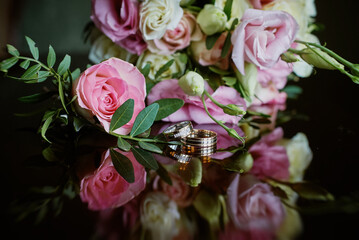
[2,0,359,239]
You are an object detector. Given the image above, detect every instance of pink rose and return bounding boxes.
[249,127,290,180]
[147,12,203,55]
[91,0,139,43]
[194,123,244,159]
[257,59,292,90]
[74,57,146,135]
[249,104,286,132]
[118,31,147,56]
[154,173,197,207]
[147,79,246,124]
[227,174,285,231]
[191,32,231,70]
[231,9,299,75]
[252,84,287,105]
[249,0,275,9]
[80,149,146,210]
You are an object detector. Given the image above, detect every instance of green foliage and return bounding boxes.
[110,149,135,183]
[130,103,159,137]
[153,98,184,121]
[57,54,71,76]
[155,59,174,80]
[117,137,132,152]
[131,147,159,170]
[110,99,134,132]
[0,57,19,72]
[138,141,163,154]
[47,45,56,68]
[25,36,39,60]
[223,0,233,20]
[206,33,221,50]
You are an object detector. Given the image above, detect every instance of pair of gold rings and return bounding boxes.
[162,121,217,163]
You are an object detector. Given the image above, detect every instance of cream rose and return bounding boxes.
[140,192,180,240]
[136,51,186,80]
[140,0,183,40]
[88,35,137,64]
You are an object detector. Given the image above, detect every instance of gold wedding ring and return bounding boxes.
[162,121,193,141]
[182,129,217,147]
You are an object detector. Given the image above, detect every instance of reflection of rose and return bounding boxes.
[227,174,285,231]
[147,79,246,124]
[249,127,290,180]
[73,58,146,135]
[141,192,180,240]
[91,0,139,43]
[80,149,146,210]
[231,9,298,75]
[148,12,203,55]
[154,173,197,207]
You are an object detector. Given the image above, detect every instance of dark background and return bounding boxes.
[1,0,359,239]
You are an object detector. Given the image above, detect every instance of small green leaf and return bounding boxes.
[156,163,172,186]
[222,76,237,86]
[25,36,39,60]
[223,0,233,19]
[140,63,151,77]
[229,18,239,31]
[138,141,162,154]
[21,64,41,79]
[47,45,56,68]
[0,57,18,72]
[70,68,81,82]
[110,149,135,183]
[37,71,50,83]
[58,77,68,114]
[131,147,159,170]
[130,103,159,137]
[110,99,134,132]
[57,54,71,75]
[153,98,184,121]
[41,115,53,143]
[73,117,86,132]
[7,44,19,56]
[35,204,48,225]
[209,66,231,75]
[42,147,59,162]
[117,137,131,152]
[221,32,232,58]
[290,182,334,201]
[20,59,30,69]
[206,33,221,50]
[155,59,174,80]
[18,91,55,103]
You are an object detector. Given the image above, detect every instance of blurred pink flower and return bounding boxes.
[80,149,146,210]
[249,127,290,180]
[147,79,246,124]
[226,174,285,231]
[118,31,147,55]
[231,9,298,75]
[257,59,292,90]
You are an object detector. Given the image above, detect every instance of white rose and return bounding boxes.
[140,0,183,40]
[88,35,137,64]
[215,0,251,29]
[264,0,314,39]
[137,51,186,80]
[279,132,313,182]
[197,4,227,35]
[141,192,180,240]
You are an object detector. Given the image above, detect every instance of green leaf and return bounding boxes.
[7,44,19,56]
[229,18,239,31]
[110,99,134,132]
[21,64,41,79]
[155,59,174,80]
[58,77,68,114]
[0,57,18,72]
[57,54,71,75]
[131,147,159,170]
[37,71,50,83]
[42,147,59,162]
[223,0,233,19]
[140,63,151,77]
[290,182,334,201]
[35,204,48,225]
[18,91,55,103]
[222,76,237,86]
[20,59,30,69]
[156,163,172,186]
[153,98,184,121]
[209,66,231,75]
[73,117,86,132]
[221,32,232,58]
[25,36,39,60]
[110,149,135,183]
[41,115,53,143]
[117,137,131,152]
[47,45,56,68]
[138,141,162,154]
[206,33,221,50]
[70,68,81,82]
[130,103,159,137]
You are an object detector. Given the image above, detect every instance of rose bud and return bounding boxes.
[197,4,227,36]
[300,48,344,70]
[178,71,205,96]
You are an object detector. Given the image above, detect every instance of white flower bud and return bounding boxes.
[197,4,227,36]
[300,48,344,70]
[178,71,204,96]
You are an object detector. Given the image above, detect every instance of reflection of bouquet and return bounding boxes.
[2,0,359,239]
